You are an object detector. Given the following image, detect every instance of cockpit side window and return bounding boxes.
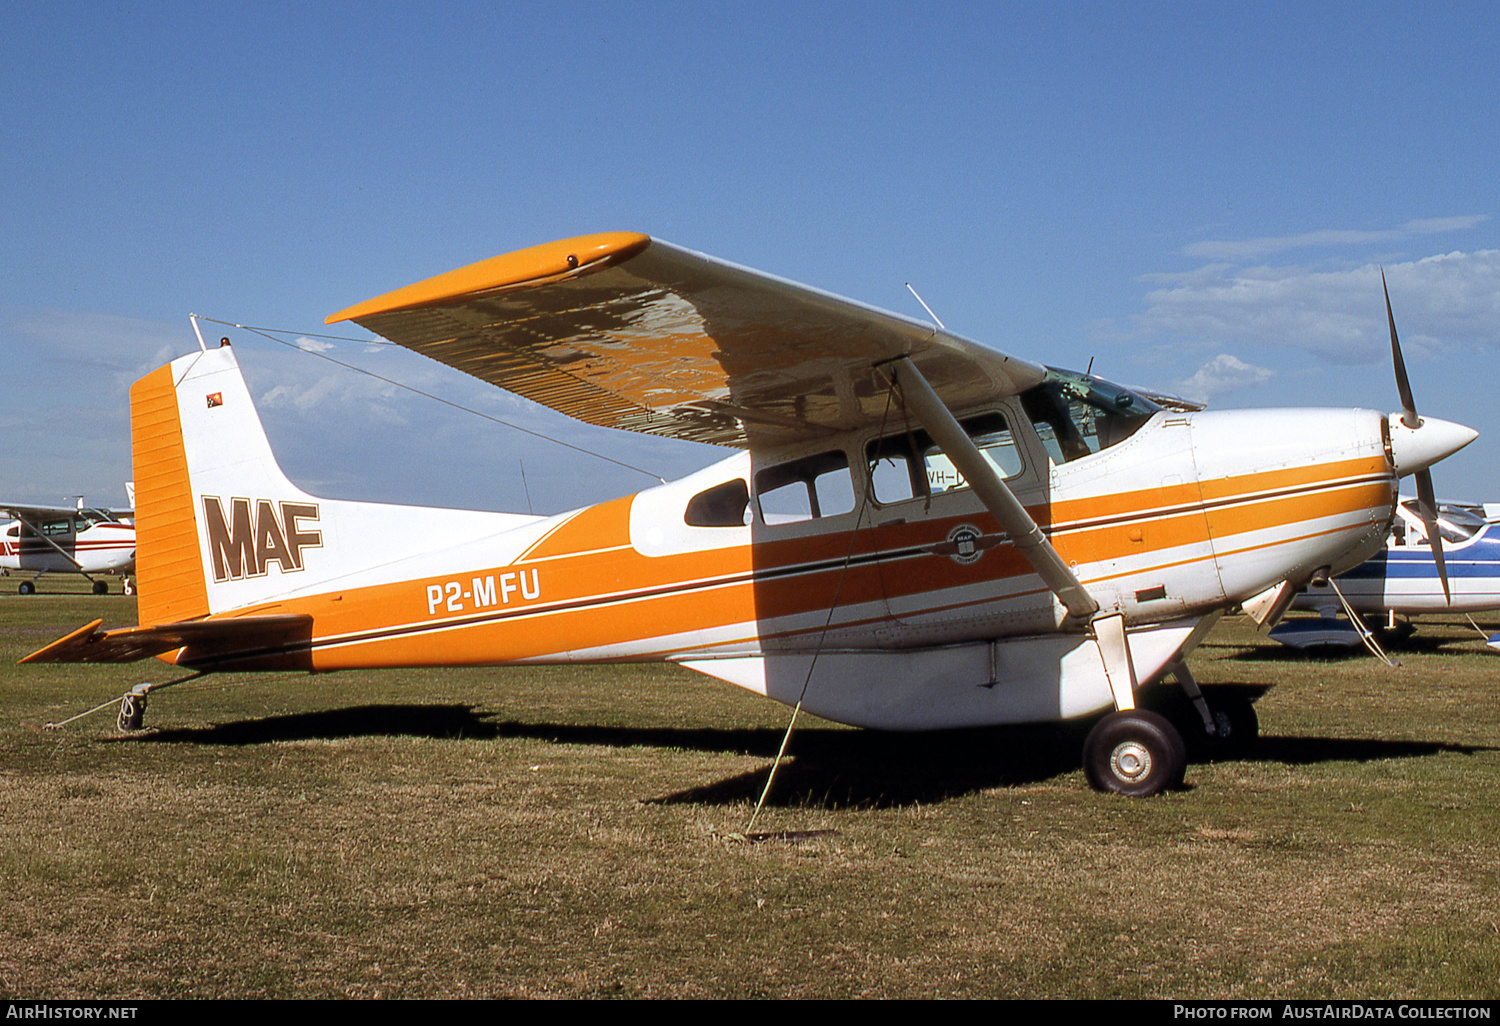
[1021,368,1161,465]
[865,412,1022,504]
[755,450,855,525]
[685,479,750,528]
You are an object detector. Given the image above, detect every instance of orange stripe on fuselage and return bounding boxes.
[168,456,1393,670]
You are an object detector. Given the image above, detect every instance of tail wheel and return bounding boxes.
[1083,710,1186,797]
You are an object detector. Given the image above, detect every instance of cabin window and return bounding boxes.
[685,479,750,527]
[1020,369,1160,465]
[755,450,855,525]
[865,413,1022,504]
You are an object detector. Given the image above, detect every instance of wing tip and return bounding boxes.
[325,231,652,325]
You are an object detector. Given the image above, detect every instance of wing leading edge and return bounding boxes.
[327,233,1047,448]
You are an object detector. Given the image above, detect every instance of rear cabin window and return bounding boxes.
[684,479,750,527]
[755,450,856,525]
[865,413,1022,504]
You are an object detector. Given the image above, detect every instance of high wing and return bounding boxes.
[327,232,1047,448]
[2,502,95,520]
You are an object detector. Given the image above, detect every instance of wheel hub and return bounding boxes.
[1109,741,1152,782]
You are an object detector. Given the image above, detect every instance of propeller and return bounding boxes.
[1382,268,1464,604]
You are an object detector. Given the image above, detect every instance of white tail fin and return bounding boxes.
[130,344,538,622]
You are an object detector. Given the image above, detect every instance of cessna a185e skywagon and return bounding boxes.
[24,234,1478,795]
[2,500,135,594]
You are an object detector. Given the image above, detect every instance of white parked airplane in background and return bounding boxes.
[1,499,136,594]
[23,235,1478,795]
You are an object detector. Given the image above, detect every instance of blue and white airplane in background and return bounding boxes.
[1273,498,1500,652]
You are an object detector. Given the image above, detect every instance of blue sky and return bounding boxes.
[4,2,1497,513]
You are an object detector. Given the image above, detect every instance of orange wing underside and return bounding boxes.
[327,233,1047,448]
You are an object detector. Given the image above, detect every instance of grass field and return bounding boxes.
[2,587,1498,999]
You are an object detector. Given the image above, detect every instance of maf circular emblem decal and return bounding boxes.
[946,523,984,565]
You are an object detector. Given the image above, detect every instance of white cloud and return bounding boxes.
[1184,215,1489,261]
[294,336,336,353]
[1175,354,1274,403]
[1128,250,1500,365]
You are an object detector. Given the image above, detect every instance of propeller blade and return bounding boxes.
[1383,268,1420,430]
[1414,469,1451,605]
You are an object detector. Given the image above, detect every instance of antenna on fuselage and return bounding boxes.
[519,459,534,516]
[904,283,946,330]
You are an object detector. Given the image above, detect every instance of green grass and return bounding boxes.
[2,595,1498,998]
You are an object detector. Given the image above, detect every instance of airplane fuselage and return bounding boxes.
[1300,522,1500,616]
[123,348,1396,728]
[0,517,135,576]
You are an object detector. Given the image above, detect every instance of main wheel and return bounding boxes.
[1083,710,1187,796]
[92,580,109,595]
[18,581,35,595]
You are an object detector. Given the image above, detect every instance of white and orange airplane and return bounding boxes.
[2,500,135,594]
[23,234,1478,795]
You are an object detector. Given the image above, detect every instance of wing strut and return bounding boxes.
[889,357,1100,622]
[9,512,88,574]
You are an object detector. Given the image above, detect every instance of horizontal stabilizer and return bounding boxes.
[22,615,314,668]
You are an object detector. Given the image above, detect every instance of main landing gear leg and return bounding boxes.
[1084,613,1187,797]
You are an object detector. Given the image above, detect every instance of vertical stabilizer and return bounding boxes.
[129,344,541,623]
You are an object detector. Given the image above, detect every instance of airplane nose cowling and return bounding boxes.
[1387,414,1478,477]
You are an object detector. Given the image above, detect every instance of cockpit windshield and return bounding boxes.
[1019,367,1163,465]
[1398,500,1488,544]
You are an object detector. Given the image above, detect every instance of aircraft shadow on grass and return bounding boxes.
[113,701,1496,810]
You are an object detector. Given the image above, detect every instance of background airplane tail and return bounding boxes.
[130,343,535,624]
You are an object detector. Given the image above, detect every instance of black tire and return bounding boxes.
[1204,692,1259,757]
[1083,710,1187,796]
[92,580,109,595]
[18,581,35,596]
